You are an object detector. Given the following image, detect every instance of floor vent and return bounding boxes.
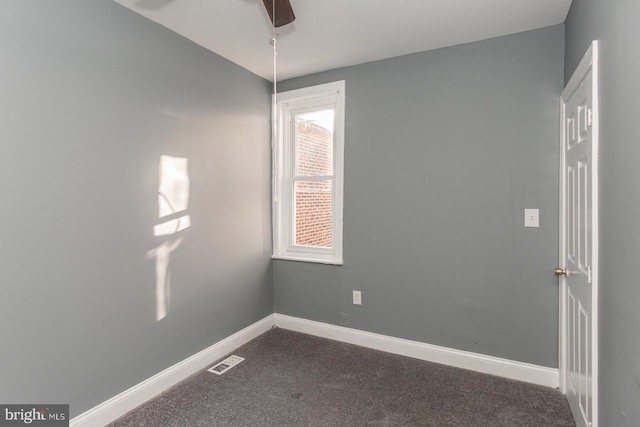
[207,355,245,375]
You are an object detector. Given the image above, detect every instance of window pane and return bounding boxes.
[294,180,333,248]
[295,109,334,176]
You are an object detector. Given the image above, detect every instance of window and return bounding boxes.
[272,80,345,264]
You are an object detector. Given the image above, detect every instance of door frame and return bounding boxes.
[558,40,599,426]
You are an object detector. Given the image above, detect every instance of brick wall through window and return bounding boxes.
[295,118,333,248]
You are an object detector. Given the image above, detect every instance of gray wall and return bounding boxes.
[565,0,640,425]
[275,25,565,368]
[0,1,272,417]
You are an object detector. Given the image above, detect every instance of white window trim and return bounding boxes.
[272,80,345,265]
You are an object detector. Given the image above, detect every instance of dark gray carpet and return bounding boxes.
[109,328,575,426]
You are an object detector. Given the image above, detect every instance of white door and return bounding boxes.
[559,41,599,427]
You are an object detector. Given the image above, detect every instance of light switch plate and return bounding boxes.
[353,290,362,305]
[524,209,539,228]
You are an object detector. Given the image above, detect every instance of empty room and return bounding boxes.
[1,0,638,426]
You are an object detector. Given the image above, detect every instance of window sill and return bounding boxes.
[271,254,343,266]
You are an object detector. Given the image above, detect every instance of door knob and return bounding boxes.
[554,267,567,276]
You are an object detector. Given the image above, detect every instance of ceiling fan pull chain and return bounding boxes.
[271,1,278,172]
[272,0,278,97]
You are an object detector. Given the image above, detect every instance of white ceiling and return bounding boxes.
[113,0,572,81]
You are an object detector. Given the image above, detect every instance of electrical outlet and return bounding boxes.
[353,290,362,305]
[339,312,349,326]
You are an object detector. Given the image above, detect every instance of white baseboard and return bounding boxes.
[72,313,559,426]
[274,314,559,389]
[70,315,274,427]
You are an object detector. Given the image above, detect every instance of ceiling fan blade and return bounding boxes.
[262,0,295,28]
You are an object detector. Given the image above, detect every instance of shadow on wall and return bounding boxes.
[146,155,191,321]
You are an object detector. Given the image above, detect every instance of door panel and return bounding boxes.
[561,42,598,427]
[565,76,592,427]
